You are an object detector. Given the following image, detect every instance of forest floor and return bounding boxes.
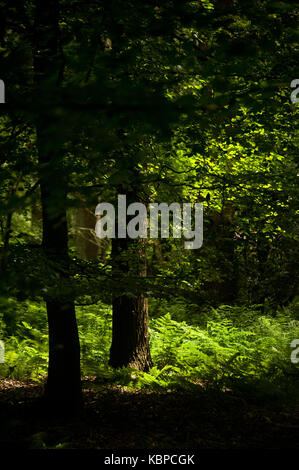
[0,377,299,449]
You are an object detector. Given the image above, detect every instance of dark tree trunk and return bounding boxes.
[256,236,270,312]
[109,237,152,371]
[33,0,82,413]
[109,182,152,372]
[45,300,81,411]
[0,177,21,271]
[38,170,82,412]
[110,293,152,371]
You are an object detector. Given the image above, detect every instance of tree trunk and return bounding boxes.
[38,170,82,412]
[109,184,152,371]
[110,294,152,371]
[72,207,101,260]
[33,0,82,413]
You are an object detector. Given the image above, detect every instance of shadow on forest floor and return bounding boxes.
[0,378,299,449]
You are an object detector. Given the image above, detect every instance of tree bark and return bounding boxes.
[33,0,82,413]
[73,207,101,260]
[109,237,152,371]
[109,183,152,371]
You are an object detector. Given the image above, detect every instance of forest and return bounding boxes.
[0,0,298,453]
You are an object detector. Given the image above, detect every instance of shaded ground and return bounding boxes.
[0,378,299,449]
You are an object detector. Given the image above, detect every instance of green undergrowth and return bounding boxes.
[0,296,299,400]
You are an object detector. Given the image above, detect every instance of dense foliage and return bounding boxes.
[0,0,298,436]
[1,296,299,401]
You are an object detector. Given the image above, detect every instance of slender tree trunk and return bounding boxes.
[0,177,22,271]
[256,235,270,312]
[0,212,12,272]
[34,0,82,413]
